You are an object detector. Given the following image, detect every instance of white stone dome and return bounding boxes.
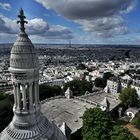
[10,31,39,70]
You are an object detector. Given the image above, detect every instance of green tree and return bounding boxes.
[39,84,62,101]
[82,108,137,140]
[119,87,138,107]
[94,72,114,88]
[63,80,93,96]
[103,72,114,81]
[77,63,86,70]
[110,125,138,140]
[94,77,106,88]
[102,72,114,87]
[132,112,140,130]
[82,108,112,140]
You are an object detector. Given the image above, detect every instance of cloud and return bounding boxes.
[36,0,136,19]
[45,25,73,39]
[27,18,49,35]
[0,2,11,11]
[0,14,73,43]
[36,0,137,38]
[77,16,129,38]
[0,15,17,34]
[0,18,10,33]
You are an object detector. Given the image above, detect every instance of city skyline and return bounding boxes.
[0,0,140,45]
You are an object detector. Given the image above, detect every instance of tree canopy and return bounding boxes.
[110,125,138,140]
[82,107,138,140]
[82,108,112,140]
[94,72,114,88]
[94,77,106,88]
[119,87,139,107]
[132,112,140,130]
[63,80,93,96]
[39,84,62,101]
[77,63,86,70]
[103,72,114,81]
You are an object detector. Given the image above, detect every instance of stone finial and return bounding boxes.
[17,8,28,32]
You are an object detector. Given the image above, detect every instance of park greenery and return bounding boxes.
[82,107,138,140]
[63,80,93,96]
[39,80,93,100]
[82,108,111,140]
[39,84,62,101]
[109,125,138,140]
[119,87,139,108]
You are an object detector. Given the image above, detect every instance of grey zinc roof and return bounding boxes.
[41,98,96,134]
[100,97,110,107]
[41,92,120,134]
[81,92,120,111]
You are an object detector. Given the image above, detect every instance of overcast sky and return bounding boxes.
[0,0,140,44]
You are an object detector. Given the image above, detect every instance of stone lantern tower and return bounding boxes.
[0,9,67,140]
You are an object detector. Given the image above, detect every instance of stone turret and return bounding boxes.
[0,9,67,140]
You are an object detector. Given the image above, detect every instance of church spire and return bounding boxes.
[17,8,28,32]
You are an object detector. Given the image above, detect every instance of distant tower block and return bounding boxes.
[0,9,67,140]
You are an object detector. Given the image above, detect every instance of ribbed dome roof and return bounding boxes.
[0,116,67,140]
[9,8,39,70]
[10,31,39,70]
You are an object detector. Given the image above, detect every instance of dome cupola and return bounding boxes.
[9,9,38,70]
